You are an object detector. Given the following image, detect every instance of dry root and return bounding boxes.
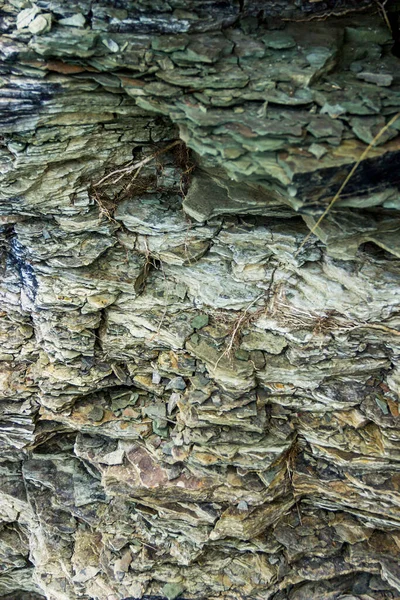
[90,139,194,222]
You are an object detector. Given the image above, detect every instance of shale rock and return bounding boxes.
[1,1,400,599]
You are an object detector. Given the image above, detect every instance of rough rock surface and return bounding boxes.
[1,1,400,599]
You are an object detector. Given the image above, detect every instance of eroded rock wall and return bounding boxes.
[1,1,400,599]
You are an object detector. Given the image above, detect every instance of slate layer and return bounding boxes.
[1,1,400,600]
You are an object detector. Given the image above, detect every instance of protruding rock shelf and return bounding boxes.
[1,1,400,599]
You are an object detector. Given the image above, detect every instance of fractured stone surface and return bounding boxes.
[1,1,400,599]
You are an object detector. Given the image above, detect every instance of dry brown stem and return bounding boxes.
[374,0,392,33]
[296,112,400,255]
[214,294,265,369]
[94,140,181,188]
[91,187,119,224]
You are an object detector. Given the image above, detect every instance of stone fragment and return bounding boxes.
[16,5,40,29]
[152,371,162,385]
[28,13,52,34]
[309,143,328,159]
[162,582,185,600]
[264,32,296,50]
[58,13,86,27]
[165,376,186,391]
[241,331,288,354]
[357,72,393,87]
[345,25,392,45]
[190,314,209,329]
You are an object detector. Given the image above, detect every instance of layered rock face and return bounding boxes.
[1,1,400,599]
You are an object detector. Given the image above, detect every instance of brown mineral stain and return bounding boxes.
[387,398,399,418]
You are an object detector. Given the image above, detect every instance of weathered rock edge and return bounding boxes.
[1,1,400,600]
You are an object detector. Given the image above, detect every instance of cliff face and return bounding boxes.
[1,1,400,599]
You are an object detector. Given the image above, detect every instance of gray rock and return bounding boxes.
[1,2,400,600]
[28,13,52,34]
[58,13,86,27]
[165,376,186,391]
[357,72,393,86]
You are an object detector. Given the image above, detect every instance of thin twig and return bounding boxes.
[296,112,400,256]
[91,187,119,224]
[141,541,158,551]
[273,293,400,337]
[350,323,400,336]
[94,140,181,187]
[283,4,372,22]
[214,294,264,369]
[285,438,303,525]
[374,0,392,33]
[124,164,143,192]
[148,305,168,343]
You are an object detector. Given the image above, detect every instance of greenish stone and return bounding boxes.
[309,143,328,159]
[153,422,169,437]
[306,46,333,67]
[345,26,392,45]
[357,72,393,87]
[383,197,400,210]
[102,38,120,53]
[264,32,296,50]
[234,349,250,361]
[2,8,400,599]
[190,314,209,329]
[151,34,188,53]
[250,350,265,370]
[162,583,185,600]
[350,61,364,73]
[16,5,40,30]
[307,116,344,140]
[320,103,346,118]
[350,116,392,145]
[241,331,287,354]
[111,393,139,412]
[172,35,233,64]
[29,13,52,35]
[166,376,186,391]
[375,396,389,415]
[143,402,167,421]
[88,406,104,422]
[58,13,86,28]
